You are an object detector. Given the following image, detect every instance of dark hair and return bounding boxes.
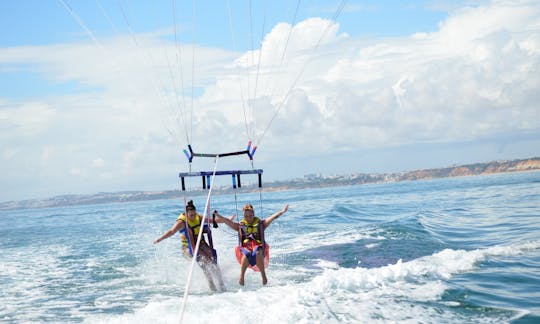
[186,200,196,211]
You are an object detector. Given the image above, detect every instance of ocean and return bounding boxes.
[1,171,539,323]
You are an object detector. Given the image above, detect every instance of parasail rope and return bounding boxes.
[172,0,189,143]
[179,155,220,323]
[119,0,191,147]
[189,0,198,145]
[244,0,254,140]
[280,0,302,66]
[95,0,120,34]
[60,0,185,150]
[119,0,192,148]
[58,0,106,52]
[261,0,301,110]
[227,0,252,143]
[250,3,267,141]
[256,0,347,146]
[233,189,239,221]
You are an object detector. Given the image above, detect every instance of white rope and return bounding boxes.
[261,0,301,109]
[99,0,189,148]
[250,4,267,141]
[227,0,252,143]
[172,0,189,142]
[178,155,220,323]
[189,0,198,144]
[58,0,106,51]
[280,0,302,66]
[60,0,181,149]
[95,0,120,34]
[227,0,251,141]
[124,2,190,148]
[256,0,347,146]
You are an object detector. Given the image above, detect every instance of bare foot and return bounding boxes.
[262,274,268,285]
[239,277,245,286]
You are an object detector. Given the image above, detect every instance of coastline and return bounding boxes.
[1,157,539,211]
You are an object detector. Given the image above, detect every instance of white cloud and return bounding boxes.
[1,0,540,201]
[0,101,57,138]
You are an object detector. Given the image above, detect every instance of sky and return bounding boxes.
[1,0,539,202]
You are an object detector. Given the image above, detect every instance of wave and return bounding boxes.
[314,240,540,289]
[83,241,539,323]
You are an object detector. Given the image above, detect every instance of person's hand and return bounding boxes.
[281,204,289,213]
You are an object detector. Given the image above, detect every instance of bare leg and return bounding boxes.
[200,263,217,292]
[239,256,249,286]
[255,250,268,285]
[211,263,226,291]
[197,243,221,291]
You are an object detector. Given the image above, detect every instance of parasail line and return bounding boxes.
[250,3,267,141]
[262,0,301,108]
[227,0,253,143]
[95,0,120,34]
[116,0,191,146]
[58,0,106,52]
[256,0,347,146]
[172,0,189,141]
[59,0,185,152]
[189,0,198,145]
[179,155,220,324]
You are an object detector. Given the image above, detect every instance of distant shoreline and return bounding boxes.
[1,157,539,211]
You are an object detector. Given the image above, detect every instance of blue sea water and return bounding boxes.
[1,171,539,323]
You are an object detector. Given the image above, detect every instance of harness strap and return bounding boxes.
[179,218,215,262]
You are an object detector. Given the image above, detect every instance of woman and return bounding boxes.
[214,203,288,286]
[154,200,226,292]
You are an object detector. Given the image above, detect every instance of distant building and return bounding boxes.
[303,173,321,181]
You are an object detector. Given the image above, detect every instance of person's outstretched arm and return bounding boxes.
[213,211,240,231]
[263,204,288,229]
[154,220,185,244]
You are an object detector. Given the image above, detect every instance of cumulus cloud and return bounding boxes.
[1,0,539,200]
[273,0,540,150]
[0,100,57,138]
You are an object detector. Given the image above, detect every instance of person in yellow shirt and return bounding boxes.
[214,203,288,286]
[154,200,226,291]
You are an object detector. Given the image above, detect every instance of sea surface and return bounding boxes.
[1,171,539,323]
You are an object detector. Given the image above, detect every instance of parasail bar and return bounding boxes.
[179,169,263,191]
[184,143,258,162]
[192,150,249,158]
[179,169,263,177]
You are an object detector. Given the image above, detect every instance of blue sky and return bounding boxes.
[1,1,447,46]
[1,1,446,99]
[1,0,540,202]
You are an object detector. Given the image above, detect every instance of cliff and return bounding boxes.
[396,158,540,181]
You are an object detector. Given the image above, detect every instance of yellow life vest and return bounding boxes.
[178,213,202,246]
[240,217,263,244]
